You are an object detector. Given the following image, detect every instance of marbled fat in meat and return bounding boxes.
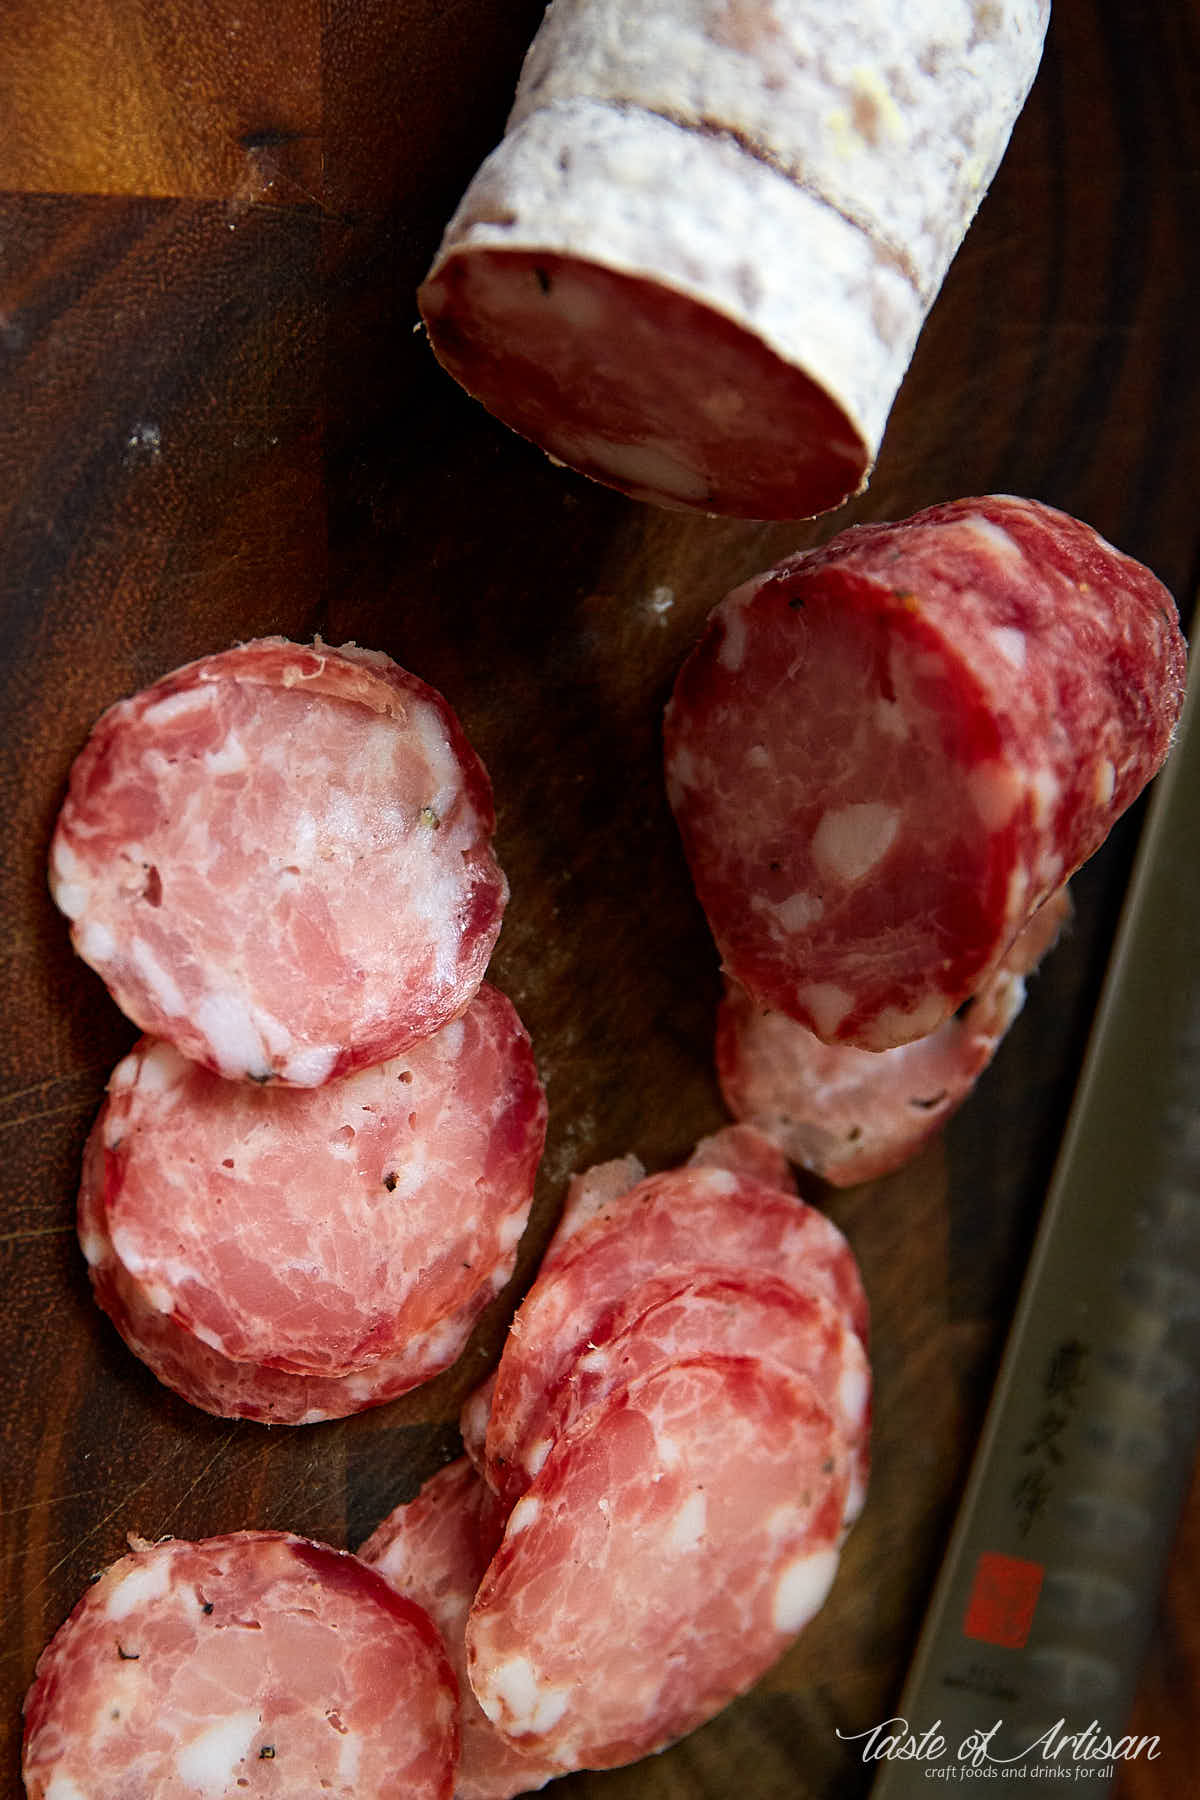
[50,638,507,1085]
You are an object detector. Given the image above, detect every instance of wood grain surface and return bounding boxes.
[1,1,1198,1795]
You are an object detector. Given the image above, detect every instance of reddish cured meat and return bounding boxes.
[466,1355,847,1770]
[78,985,546,1421]
[717,885,1073,1185]
[686,1121,798,1194]
[483,1165,868,1506]
[362,1460,564,1799]
[22,1531,458,1800]
[665,497,1186,1050]
[49,637,507,1085]
[531,1268,871,1524]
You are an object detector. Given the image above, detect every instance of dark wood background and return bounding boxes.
[1,1,1197,1794]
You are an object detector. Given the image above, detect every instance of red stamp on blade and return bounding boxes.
[963,1550,1044,1648]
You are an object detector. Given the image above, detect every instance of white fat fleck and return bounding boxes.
[507,1493,542,1536]
[482,1656,570,1737]
[130,937,187,1017]
[1036,850,1064,889]
[991,625,1027,667]
[525,1439,551,1480]
[140,688,217,729]
[45,1779,90,1800]
[964,516,1025,562]
[776,891,825,933]
[874,696,910,740]
[654,1431,683,1470]
[772,1547,841,1633]
[336,1732,362,1786]
[968,760,1021,830]
[203,732,248,776]
[78,1228,107,1267]
[700,1168,738,1196]
[78,919,117,966]
[53,881,90,919]
[838,1361,870,1430]
[1029,765,1061,829]
[134,1038,191,1095]
[436,1017,465,1059]
[811,802,899,884]
[175,1710,260,1792]
[871,992,950,1043]
[667,1489,707,1553]
[496,1206,528,1253]
[51,838,85,883]
[564,433,709,505]
[106,1556,172,1621]
[1005,864,1029,926]
[745,743,771,769]
[190,1321,227,1352]
[800,983,853,1038]
[191,990,272,1081]
[1094,758,1116,805]
[717,603,748,672]
[279,1042,338,1087]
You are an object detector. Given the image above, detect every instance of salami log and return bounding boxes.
[362,1459,564,1799]
[665,497,1186,1049]
[419,5,1048,519]
[22,1532,458,1800]
[78,985,546,1422]
[466,1355,848,1770]
[717,886,1072,1185]
[50,638,507,1085]
[483,1164,868,1507]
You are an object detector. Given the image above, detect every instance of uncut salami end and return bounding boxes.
[50,637,507,1085]
[666,497,1186,1049]
[419,4,1047,520]
[22,1532,459,1800]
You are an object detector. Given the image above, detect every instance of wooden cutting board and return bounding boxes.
[1,1,1198,1793]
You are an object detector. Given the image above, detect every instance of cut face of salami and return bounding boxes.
[665,497,1186,1048]
[78,985,546,1422]
[420,5,1048,519]
[483,1164,868,1507]
[530,1268,871,1527]
[466,1355,848,1771]
[22,1532,459,1800]
[717,886,1073,1186]
[49,638,507,1085]
[362,1459,564,1800]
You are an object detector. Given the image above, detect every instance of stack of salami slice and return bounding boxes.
[362,1130,871,1793]
[50,637,546,1421]
[666,496,1188,1184]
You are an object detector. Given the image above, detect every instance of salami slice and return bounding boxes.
[466,1355,847,1770]
[49,638,507,1085]
[419,7,1047,519]
[483,1165,868,1506]
[78,985,546,1421]
[665,497,1186,1048]
[362,1460,564,1799]
[530,1268,871,1525]
[22,1531,458,1800]
[717,886,1073,1185]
